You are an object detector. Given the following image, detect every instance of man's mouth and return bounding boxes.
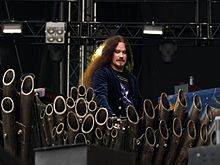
[117,59,124,62]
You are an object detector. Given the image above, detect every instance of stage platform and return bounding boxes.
[34,144,135,165]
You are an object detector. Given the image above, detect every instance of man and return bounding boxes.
[83,35,143,117]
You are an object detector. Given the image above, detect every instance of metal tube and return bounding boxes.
[158,92,172,126]
[81,113,95,143]
[53,95,67,126]
[185,94,202,125]
[56,122,64,145]
[18,75,34,161]
[199,104,213,126]
[88,100,97,115]
[151,120,169,165]
[173,89,187,123]
[86,87,94,102]
[141,99,155,132]
[75,97,88,123]
[67,111,80,144]
[138,127,156,165]
[66,97,75,113]
[95,107,108,130]
[1,97,17,157]
[195,123,208,146]
[163,117,183,165]
[70,86,78,101]
[174,120,196,165]
[103,117,114,147]
[95,127,103,146]
[125,105,139,152]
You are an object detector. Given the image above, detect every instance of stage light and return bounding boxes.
[2,23,22,34]
[45,22,66,44]
[143,25,163,35]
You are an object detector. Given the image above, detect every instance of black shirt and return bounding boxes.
[114,70,133,108]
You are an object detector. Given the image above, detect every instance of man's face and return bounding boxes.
[111,42,127,72]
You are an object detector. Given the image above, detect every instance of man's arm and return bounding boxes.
[92,68,114,116]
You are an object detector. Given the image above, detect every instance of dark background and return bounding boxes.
[1,0,220,104]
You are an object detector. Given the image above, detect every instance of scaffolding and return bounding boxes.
[1,0,220,95]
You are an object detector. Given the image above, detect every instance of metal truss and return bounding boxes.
[1,21,220,93]
[2,21,220,44]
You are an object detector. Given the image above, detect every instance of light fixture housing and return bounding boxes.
[143,25,163,35]
[45,22,66,44]
[2,23,22,34]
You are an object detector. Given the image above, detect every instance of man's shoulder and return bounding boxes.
[95,65,112,74]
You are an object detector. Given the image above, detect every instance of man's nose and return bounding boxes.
[119,52,123,57]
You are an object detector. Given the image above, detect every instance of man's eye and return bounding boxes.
[114,50,127,54]
[114,50,121,54]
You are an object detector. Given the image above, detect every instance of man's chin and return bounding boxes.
[114,65,124,71]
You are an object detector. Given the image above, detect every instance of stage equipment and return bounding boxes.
[67,111,80,144]
[18,74,35,161]
[53,95,67,126]
[81,113,95,144]
[141,99,156,132]
[125,105,140,152]
[158,92,172,126]
[2,22,22,34]
[34,144,135,165]
[138,127,156,165]
[173,89,187,124]
[174,120,196,165]
[188,144,220,165]
[151,120,169,165]
[143,24,163,35]
[45,22,66,44]
[1,97,17,157]
[162,117,183,165]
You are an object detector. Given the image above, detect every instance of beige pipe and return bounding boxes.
[1,97,17,157]
[51,126,57,146]
[199,104,213,126]
[174,120,196,165]
[40,109,51,146]
[151,120,169,165]
[56,122,65,145]
[125,105,139,152]
[195,123,208,146]
[141,99,156,132]
[186,94,202,124]
[86,87,94,102]
[163,117,183,165]
[45,103,54,139]
[95,107,108,130]
[75,97,88,123]
[158,92,172,126]
[70,86,78,101]
[138,127,156,165]
[173,89,187,123]
[74,132,88,145]
[67,111,80,144]
[77,84,86,98]
[53,95,67,126]
[2,69,18,98]
[66,97,75,113]
[103,117,114,147]
[95,127,103,146]
[18,75,35,161]
[81,113,95,144]
[88,100,97,115]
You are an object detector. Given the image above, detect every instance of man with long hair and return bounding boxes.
[83,35,143,117]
